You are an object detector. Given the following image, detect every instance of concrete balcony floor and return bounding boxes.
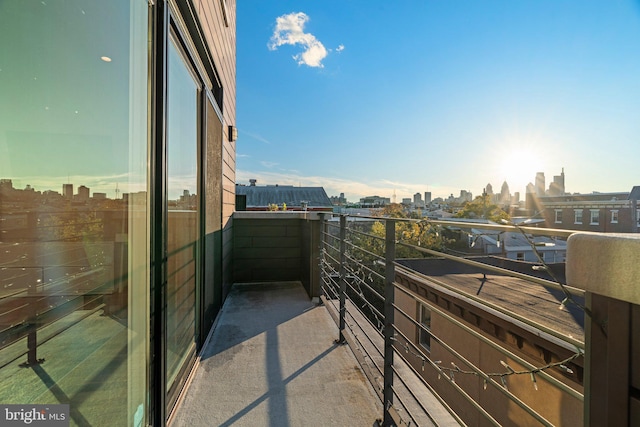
[170,282,382,426]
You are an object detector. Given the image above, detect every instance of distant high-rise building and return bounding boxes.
[548,168,565,196]
[500,181,511,205]
[535,172,545,196]
[63,183,73,199]
[485,183,494,195]
[460,190,473,203]
[413,192,423,207]
[77,185,90,200]
[424,192,432,204]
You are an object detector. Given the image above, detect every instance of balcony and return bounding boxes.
[1,211,638,426]
[171,211,639,426]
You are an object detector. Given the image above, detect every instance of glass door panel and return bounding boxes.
[165,32,200,405]
[0,1,150,425]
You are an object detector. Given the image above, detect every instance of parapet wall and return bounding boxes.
[232,212,323,298]
[566,232,640,426]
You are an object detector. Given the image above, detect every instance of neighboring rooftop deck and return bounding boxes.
[170,282,382,426]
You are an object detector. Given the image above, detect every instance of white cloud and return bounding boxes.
[260,161,279,168]
[240,129,271,145]
[268,12,328,68]
[336,44,345,52]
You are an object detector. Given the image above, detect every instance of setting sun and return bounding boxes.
[497,148,543,194]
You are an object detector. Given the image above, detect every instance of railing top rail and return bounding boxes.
[329,213,576,238]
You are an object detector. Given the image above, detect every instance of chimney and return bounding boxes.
[249,179,257,187]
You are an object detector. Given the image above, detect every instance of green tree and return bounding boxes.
[366,204,450,259]
[455,195,510,223]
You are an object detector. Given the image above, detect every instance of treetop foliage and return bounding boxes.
[455,195,510,223]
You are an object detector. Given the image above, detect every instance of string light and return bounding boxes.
[530,373,538,391]
[390,333,583,392]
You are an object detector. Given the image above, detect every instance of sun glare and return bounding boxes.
[497,149,543,194]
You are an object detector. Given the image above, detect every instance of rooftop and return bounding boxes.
[235,185,333,209]
[397,257,584,340]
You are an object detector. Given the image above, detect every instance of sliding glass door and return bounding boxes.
[0,1,150,425]
[165,30,201,412]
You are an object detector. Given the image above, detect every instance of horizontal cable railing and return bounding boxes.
[320,214,585,427]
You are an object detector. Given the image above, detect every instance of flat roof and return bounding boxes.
[396,257,584,341]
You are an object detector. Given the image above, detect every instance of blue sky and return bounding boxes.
[236,1,640,202]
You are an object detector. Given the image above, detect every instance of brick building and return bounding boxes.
[527,186,640,233]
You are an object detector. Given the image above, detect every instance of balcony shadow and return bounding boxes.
[217,342,338,427]
[199,282,316,361]
[32,364,92,427]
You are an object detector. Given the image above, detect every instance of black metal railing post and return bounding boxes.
[20,267,45,367]
[25,280,39,365]
[318,213,328,303]
[338,215,347,344]
[383,219,396,425]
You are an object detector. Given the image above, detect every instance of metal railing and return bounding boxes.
[319,214,586,426]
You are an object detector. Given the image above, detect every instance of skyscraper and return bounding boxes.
[535,172,545,196]
[63,183,73,199]
[500,181,510,205]
[414,192,423,207]
[549,168,565,196]
[77,185,90,200]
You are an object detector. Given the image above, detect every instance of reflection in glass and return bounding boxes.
[166,34,200,404]
[0,1,149,425]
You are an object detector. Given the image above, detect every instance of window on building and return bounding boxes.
[516,252,525,261]
[554,209,563,223]
[611,210,619,224]
[574,209,583,224]
[590,209,600,225]
[418,303,432,352]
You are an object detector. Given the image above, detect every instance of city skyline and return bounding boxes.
[236,1,640,203]
[0,163,621,205]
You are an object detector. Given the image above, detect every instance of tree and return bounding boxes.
[366,204,450,259]
[455,194,510,223]
[371,203,408,219]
